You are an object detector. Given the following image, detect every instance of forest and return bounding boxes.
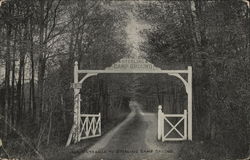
[137,1,250,159]
[0,0,249,160]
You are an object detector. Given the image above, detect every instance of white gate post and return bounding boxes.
[187,66,192,140]
[184,109,187,139]
[77,93,81,141]
[158,105,163,140]
[73,61,80,143]
[98,113,101,135]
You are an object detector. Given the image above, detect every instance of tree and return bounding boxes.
[137,0,250,158]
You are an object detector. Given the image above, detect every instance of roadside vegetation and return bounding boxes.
[0,0,131,159]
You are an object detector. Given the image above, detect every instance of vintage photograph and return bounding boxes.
[0,0,249,160]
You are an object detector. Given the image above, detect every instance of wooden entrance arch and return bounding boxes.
[66,58,192,146]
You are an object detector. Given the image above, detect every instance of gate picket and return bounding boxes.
[79,113,101,140]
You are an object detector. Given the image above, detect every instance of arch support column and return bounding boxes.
[168,66,192,140]
[73,62,80,143]
[187,66,192,140]
[66,62,98,145]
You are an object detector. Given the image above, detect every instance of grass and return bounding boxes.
[177,141,231,160]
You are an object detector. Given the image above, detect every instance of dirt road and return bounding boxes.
[74,102,182,160]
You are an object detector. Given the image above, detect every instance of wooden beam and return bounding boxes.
[187,66,192,140]
[77,70,189,74]
[158,105,163,140]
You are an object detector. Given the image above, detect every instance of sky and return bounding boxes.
[119,1,151,58]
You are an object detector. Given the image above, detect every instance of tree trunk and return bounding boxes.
[17,23,28,126]
[155,79,161,105]
[16,44,25,126]
[4,24,12,138]
[37,58,46,123]
[22,58,25,115]
[37,0,46,124]
[29,17,36,121]
[61,94,66,126]
[189,0,201,49]
[46,107,53,145]
[11,29,17,128]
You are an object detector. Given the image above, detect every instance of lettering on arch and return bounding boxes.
[105,58,161,71]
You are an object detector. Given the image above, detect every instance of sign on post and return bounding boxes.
[71,83,82,89]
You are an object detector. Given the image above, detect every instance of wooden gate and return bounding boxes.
[158,105,187,141]
[67,59,192,146]
[79,113,101,140]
